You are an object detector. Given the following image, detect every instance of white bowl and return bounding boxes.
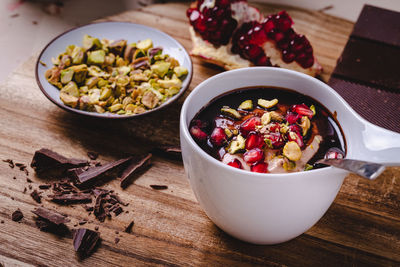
[179,67,400,244]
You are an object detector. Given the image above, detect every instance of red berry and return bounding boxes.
[245,132,264,150]
[240,116,261,136]
[190,126,208,141]
[210,127,227,147]
[290,104,314,118]
[251,162,268,173]
[243,148,264,164]
[227,158,243,169]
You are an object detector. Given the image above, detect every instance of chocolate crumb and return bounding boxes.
[23,187,27,193]
[73,228,100,259]
[39,184,51,190]
[12,209,23,222]
[11,197,14,200]
[26,178,33,183]
[94,226,99,231]
[13,176,16,180]
[114,237,120,244]
[124,221,134,233]
[30,190,42,203]
[1,220,4,223]
[3,159,14,168]
[79,220,87,225]
[32,20,38,25]
[150,185,168,190]
[87,151,99,160]
[28,185,32,190]
[115,231,119,234]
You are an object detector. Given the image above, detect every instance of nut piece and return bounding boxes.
[224,128,233,138]
[299,116,311,136]
[82,34,102,51]
[261,112,271,125]
[60,92,78,108]
[270,111,283,122]
[283,141,302,161]
[141,90,159,109]
[227,135,245,154]
[173,66,188,77]
[238,100,253,110]
[87,50,105,65]
[258,98,278,109]
[109,39,127,56]
[310,105,316,116]
[221,106,241,120]
[60,69,74,84]
[136,39,153,51]
[151,61,171,78]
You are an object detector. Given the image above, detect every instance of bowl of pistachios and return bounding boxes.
[35,22,192,119]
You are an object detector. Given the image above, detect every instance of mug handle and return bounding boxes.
[354,121,400,166]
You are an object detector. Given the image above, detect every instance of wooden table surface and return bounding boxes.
[0,3,399,267]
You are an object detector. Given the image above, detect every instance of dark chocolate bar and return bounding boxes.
[73,228,100,258]
[32,207,70,225]
[120,154,152,189]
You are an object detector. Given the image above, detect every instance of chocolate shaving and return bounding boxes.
[150,185,168,190]
[31,148,87,176]
[71,157,132,188]
[87,151,99,160]
[39,184,51,189]
[79,220,87,225]
[153,146,182,161]
[32,207,70,225]
[49,193,92,204]
[26,178,33,183]
[73,228,100,259]
[30,190,42,203]
[124,221,134,233]
[12,209,23,222]
[120,154,152,188]
[2,159,14,168]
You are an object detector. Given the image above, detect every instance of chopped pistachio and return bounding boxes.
[283,160,296,171]
[87,50,105,65]
[79,86,89,94]
[85,76,99,88]
[283,141,302,161]
[132,72,149,81]
[124,45,136,62]
[151,61,171,78]
[227,135,245,154]
[158,78,182,89]
[118,66,131,76]
[108,103,123,112]
[166,86,180,96]
[264,138,273,149]
[60,92,78,108]
[78,95,90,110]
[82,34,102,51]
[125,104,136,112]
[299,116,311,136]
[270,111,283,122]
[71,46,84,64]
[61,81,79,97]
[99,88,112,101]
[173,66,188,77]
[104,53,116,65]
[109,39,127,56]
[304,164,313,171]
[221,106,241,120]
[224,128,233,138]
[258,98,278,109]
[94,105,105,113]
[60,69,74,84]
[88,65,109,78]
[141,90,159,109]
[261,112,271,125]
[136,39,153,51]
[280,123,289,134]
[238,100,253,110]
[232,129,239,135]
[69,64,88,84]
[88,89,101,105]
[133,49,146,59]
[60,55,72,68]
[310,105,316,116]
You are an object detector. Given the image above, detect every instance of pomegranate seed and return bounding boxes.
[282,50,295,63]
[249,26,267,45]
[277,39,290,50]
[256,55,271,66]
[243,148,264,164]
[245,44,262,58]
[274,32,285,42]
[288,131,304,148]
[300,57,314,68]
[290,104,314,118]
[190,126,208,141]
[210,127,227,147]
[264,132,284,148]
[324,148,345,159]
[227,158,243,169]
[240,116,261,136]
[268,122,281,133]
[263,18,275,33]
[285,112,302,124]
[251,162,268,173]
[275,11,293,32]
[245,132,264,150]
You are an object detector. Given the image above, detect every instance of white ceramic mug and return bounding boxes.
[179,67,400,244]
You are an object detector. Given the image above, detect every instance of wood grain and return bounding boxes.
[0,2,399,266]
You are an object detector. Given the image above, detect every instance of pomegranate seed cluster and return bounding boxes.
[187,0,238,46]
[189,98,319,173]
[187,1,315,69]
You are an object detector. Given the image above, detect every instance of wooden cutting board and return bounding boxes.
[0,3,399,266]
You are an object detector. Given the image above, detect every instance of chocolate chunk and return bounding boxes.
[39,184,51,190]
[153,146,182,161]
[49,193,92,204]
[352,5,400,47]
[26,178,33,183]
[94,226,99,231]
[1,220,4,224]
[71,157,132,188]
[23,187,27,193]
[150,185,168,190]
[124,221,134,233]
[13,176,16,180]
[28,185,32,190]
[11,209,23,222]
[31,148,87,176]
[113,206,123,216]
[30,190,42,203]
[120,154,152,188]
[32,207,70,225]
[73,228,100,258]
[114,237,120,244]
[87,151,99,160]
[2,159,14,168]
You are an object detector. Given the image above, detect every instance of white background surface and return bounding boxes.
[1,0,400,83]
